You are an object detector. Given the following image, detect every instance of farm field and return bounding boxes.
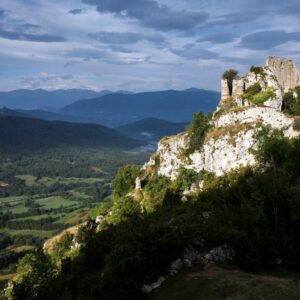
[0,146,150,279]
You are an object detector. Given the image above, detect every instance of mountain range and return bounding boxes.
[0,88,220,127]
[60,88,220,127]
[0,89,115,110]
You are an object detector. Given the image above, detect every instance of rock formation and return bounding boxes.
[143,56,300,181]
[220,56,300,111]
[267,56,300,92]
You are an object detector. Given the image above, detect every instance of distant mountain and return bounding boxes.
[0,107,29,118]
[0,89,115,110]
[116,118,187,142]
[0,107,89,123]
[60,89,220,127]
[16,109,90,123]
[0,117,143,152]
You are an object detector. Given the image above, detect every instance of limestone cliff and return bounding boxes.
[141,56,300,183]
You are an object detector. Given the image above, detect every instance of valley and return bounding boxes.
[0,147,149,283]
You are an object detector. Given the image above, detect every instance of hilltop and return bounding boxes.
[145,56,299,180]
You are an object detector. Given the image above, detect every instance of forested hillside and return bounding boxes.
[0,117,143,151]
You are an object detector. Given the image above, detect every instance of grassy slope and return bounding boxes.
[149,265,300,300]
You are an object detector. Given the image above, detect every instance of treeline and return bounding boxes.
[0,233,44,271]
[7,217,66,231]
[0,147,148,180]
[0,179,99,198]
[0,250,30,270]
[0,232,45,251]
[0,205,84,229]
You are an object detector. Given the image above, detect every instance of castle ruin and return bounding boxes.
[221,56,300,102]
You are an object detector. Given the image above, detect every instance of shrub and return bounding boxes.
[252,87,275,105]
[250,66,265,75]
[252,126,288,166]
[186,112,211,153]
[242,83,262,101]
[283,86,300,115]
[174,167,199,191]
[112,164,140,198]
[145,176,170,197]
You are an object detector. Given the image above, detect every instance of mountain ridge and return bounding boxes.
[61,88,220,127]
[0,116,143,152]
[0,89,115,110]
[116,117,187,142]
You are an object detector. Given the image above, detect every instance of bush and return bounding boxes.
[283,86,300,115]
[252,87,275,105]
[187,112,211,152]
[250,66,265,75]
[145,176,170,197]
[112,164,140,198]
[242,83,262,101]
[174,167,199,191]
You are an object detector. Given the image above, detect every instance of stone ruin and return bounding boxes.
[221,56,300,111]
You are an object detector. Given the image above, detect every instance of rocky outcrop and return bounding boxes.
[154,105,298,179]
[144,57,300,181]
[267,56,300,92]
[142,244,234,294]
[214,107,297,138]
[220,56,300,112]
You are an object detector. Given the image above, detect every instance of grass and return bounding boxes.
[0,228,56,238]
[149,265,300,300]
[35,196,79,209]
[8,245,35,253]
[0,195,26,204]
[204,123,256,146]
[15,175,37,186]
[13,175,105,188]
[0,273,15,283]
[252,88,276,105]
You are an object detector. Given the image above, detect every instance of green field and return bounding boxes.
[0,146,150,281]
[0,228,56,238]
[15,175,37,187]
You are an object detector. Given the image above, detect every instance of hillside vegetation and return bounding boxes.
[0,117,143,151]
[4,126,300,300]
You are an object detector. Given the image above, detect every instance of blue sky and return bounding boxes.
[0,0,300,92]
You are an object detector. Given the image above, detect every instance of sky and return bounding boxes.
[0,0,300,92]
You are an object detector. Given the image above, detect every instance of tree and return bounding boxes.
[112,164,140,198]
[222,69,239,96]
[6,249,55,300]
[187,112,211,152]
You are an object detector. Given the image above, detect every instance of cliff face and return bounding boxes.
[267,56,300,92]
[142,57,300,181]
